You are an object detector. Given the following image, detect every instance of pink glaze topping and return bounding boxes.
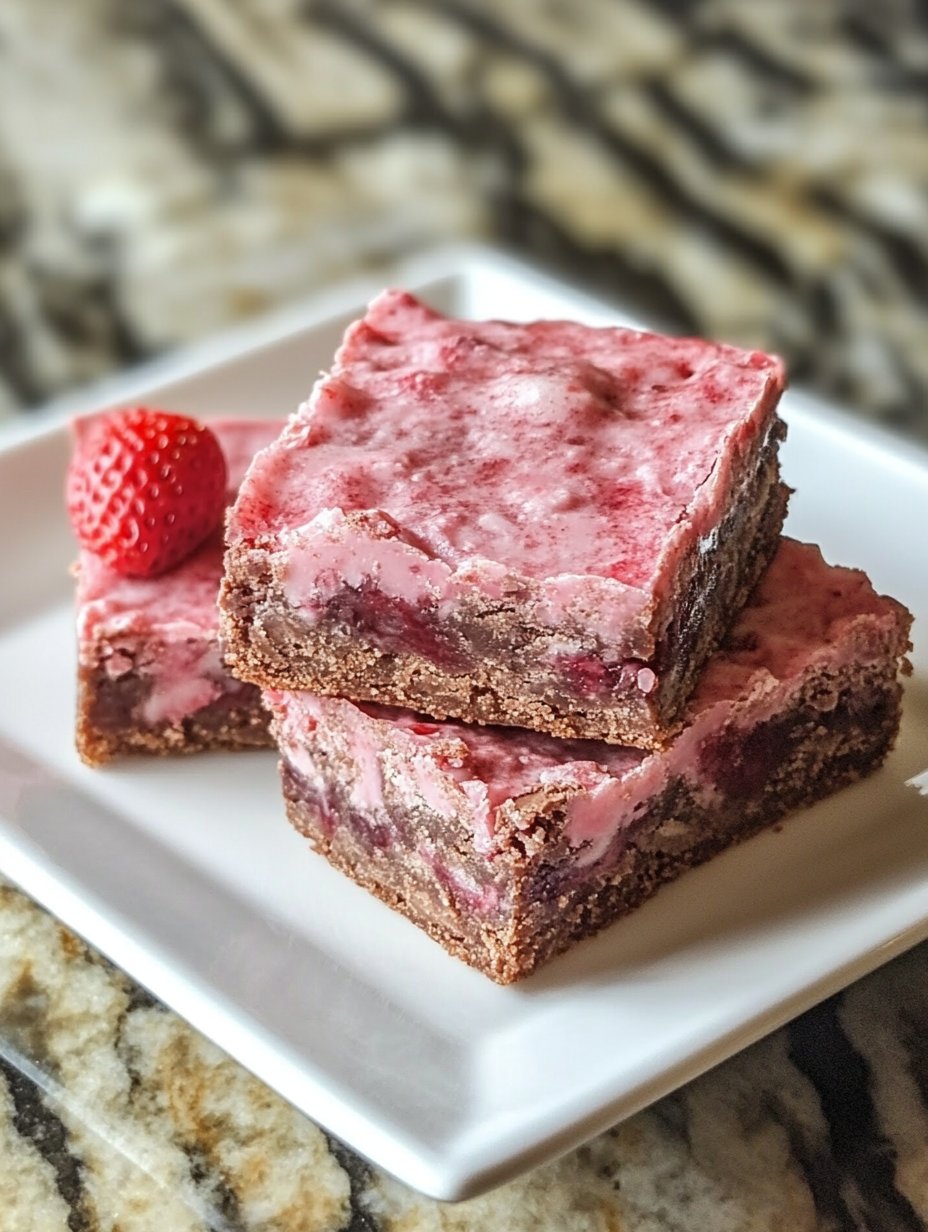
[269,540,909,867]
[230,291,785,650]
[75,418,281,724]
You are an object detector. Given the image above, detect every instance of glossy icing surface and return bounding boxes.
[230,292,785,645]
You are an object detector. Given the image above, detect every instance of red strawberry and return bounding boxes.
[67,407,228,578]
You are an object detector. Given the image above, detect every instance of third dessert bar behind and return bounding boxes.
[222,291,788,748]
[75,418,280,765]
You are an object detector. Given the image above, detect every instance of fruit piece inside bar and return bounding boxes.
[222,290,788,749]
[266,540,912,984]
[73,417,282,766]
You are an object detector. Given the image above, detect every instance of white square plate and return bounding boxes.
[0,246,926,1201]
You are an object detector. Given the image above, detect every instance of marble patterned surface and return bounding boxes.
[5,874,928,1230]
[1,0,928,436]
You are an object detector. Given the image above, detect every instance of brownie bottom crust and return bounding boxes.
[278,662,904,984]
[222,433,787,751]
[76,659,271,767]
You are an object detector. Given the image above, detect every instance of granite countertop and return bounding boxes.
[5,875,928,1231]
[3,1,928,1229]
[2,0,928,438]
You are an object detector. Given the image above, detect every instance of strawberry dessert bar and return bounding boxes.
[222,291,788,749]
[71,413,281,765]
[266,540,911,983]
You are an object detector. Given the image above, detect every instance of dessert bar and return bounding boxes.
[74,418,280,765]
[222,291,788,749]
[266,540,911,983]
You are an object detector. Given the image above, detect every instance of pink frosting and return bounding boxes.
[75,418,282,725]
[230,291,785,651]
[269,540,909,868]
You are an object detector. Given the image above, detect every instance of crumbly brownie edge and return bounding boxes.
[75,658,271,767]
[503,658,906,981]
[280,760,523,984]
[220,432,786,750]
[277,651,907,984]
[648,422,789,728]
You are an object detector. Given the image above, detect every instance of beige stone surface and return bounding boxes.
[3,874,928,1229]
[0,0,925,435]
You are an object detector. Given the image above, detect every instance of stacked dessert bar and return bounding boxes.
[214,292,912,983]
[69,294,912,984]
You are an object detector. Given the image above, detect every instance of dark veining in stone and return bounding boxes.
[499,196,701,335]
[0,967,54,1070]
[113,981,164,1105]
[766,1090,858,1232]
[322,1131,383,1232]
[125,982,163,1014]
[310,0,529,229]
[587,116,796,288]
[0,161,25,248]
[116,0,279,157]
[651,1091,692,1152]
[422,0,799,288]
[809,184,928,301]
[897,1005,928,1121]
[688,25,817,92]
[643,78,740,169]
[788,997,924,1232]
[0,1056,99,1232]
[0,0,925,440]
[155,0,403,154]
[0,302,50,405]
[310,0,459,134]
[186,1144,249,1232]
[33,268,144,367]
[143,0,296,151]
[839,10,918,72]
